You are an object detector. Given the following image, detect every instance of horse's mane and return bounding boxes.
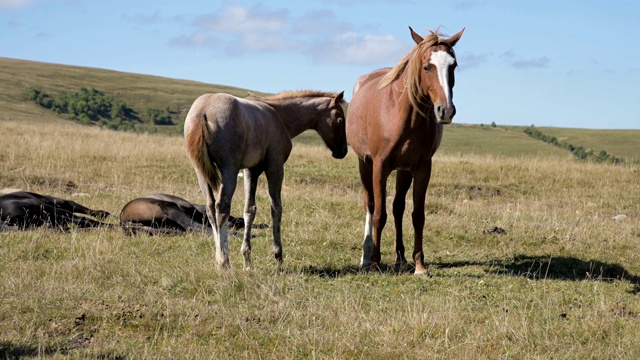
[379,29,451,115]
[258,90,345,104]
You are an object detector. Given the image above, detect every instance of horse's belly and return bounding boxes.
[241,148,265,168]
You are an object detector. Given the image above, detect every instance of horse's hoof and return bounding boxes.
[394,261,412,273]
[216,259,231,270]
[360,262,382,273]
[414,266,430,276]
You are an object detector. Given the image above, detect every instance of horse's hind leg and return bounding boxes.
[241,167,261,270]
[213,170,239,268]
[48,195,111,220]
[358,159,375,269]
[265,165,285,266]
[393,170,412,270]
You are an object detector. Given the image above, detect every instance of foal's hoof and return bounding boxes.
[215,259,231,270]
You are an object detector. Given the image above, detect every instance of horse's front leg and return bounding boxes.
[357,159,375,269]
[393,170,413,271]
[265,166,285,266]
[411,163,432,275]
[241,167,261,270]
[371,159,391,270]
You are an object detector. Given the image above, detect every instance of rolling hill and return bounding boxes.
[1,57,638,161]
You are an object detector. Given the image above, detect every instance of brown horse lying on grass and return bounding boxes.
[119,193,266,236]
[0,191,111,231]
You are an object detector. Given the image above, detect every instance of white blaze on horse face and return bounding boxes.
[429,50,456,106]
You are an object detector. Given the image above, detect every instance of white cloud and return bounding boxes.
[196,5,288,34]
[511,56,549,69]
[500,50,550,69]
[169,31,220,49]
[169,4,411,65]
[0,0,38,10]
[458,52,492,69]
[316,32,410,65]
[229,33,303,55]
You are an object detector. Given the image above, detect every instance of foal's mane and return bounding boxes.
[259,90,345,105]
[379,29,453,115]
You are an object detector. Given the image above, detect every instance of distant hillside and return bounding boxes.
[0,57,266,133]
[534,127,639,164]
[1,57,638,160]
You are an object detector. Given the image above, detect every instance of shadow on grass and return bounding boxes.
[299,255,640,294]
[0,340,127,360]
[0,342,47,359]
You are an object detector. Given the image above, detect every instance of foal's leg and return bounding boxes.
[265,165,285,266]
[50,197,111,220]
[214,169,239,268]
[411,162,432,275]
[393,170,413,270]
[241,167,261,270]
[196,169,226,267]
[202,182,225,267]
[358,159,375,269]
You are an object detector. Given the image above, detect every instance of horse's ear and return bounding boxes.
[332,91,344,106]
[409,26,423,45]
[446,28,465,47]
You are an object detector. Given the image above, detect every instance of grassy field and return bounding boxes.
[1,59,640,359]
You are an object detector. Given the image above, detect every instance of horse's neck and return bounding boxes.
[394,75,434,122]
[269,98,325,137]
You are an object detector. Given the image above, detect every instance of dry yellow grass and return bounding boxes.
[1,117,639,359]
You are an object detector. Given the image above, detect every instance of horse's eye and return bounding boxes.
[337,117,345,125]
[423,65,431,72]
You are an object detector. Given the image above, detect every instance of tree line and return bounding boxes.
[27,87,174,131]
[524,126,623,164]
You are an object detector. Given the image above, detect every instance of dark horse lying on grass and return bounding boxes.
[0,191,111,231]
[119,193,267,236]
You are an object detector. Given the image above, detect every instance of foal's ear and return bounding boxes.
[446,28,465,47]
[409,26,424,45]
[331,91,344,106]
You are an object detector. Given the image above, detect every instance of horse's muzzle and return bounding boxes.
[332,146,348,159]
[435,104,456,124]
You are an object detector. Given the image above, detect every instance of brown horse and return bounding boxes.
[346,27,464,274]
[0,191,111,231]
[119,193,258,236]
[185,90,347,269]
[120,193,211,236]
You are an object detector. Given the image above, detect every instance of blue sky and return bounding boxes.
[1,0,639,129]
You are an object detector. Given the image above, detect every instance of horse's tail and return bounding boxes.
[185,112,221,190]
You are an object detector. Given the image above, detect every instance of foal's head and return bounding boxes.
[412,27,464,124]
[316,91,348,159]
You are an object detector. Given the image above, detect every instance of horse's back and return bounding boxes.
[352,68,390,96]
[185,92,289,170]
[184,93,241,134]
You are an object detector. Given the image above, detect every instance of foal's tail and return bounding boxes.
[185,112,221,190]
